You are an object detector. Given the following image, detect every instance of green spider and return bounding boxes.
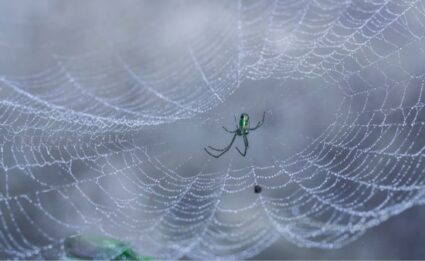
[205,112,265,158]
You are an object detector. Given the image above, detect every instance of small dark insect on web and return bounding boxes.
[254,185,262,194]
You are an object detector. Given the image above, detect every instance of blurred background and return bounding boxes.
[0,0,425,259]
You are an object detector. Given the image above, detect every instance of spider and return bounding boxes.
[204,112,265,158]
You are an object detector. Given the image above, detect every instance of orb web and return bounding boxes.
[1,0,425,259]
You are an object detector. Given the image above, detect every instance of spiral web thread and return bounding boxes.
[1,0,425,259]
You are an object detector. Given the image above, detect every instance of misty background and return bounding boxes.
[0,0,425,259]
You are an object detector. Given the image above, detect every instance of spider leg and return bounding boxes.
[248,111,266,131]
[208,129,239,150]
[207,145,227,152]
[222,126,237,133]
[235,134,249,157]
[205,144,231,157]
[204,148,224,158]
[204,133,237,158]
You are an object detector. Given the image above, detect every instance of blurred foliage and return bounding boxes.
[63,235,153,261]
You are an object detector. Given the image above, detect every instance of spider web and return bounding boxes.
[1,0,425,259]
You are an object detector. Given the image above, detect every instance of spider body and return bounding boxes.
[235,113,252,137]
[239,113,250,133]
[204,112,265,158]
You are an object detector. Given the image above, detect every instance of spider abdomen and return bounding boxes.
[239,113,250,129]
